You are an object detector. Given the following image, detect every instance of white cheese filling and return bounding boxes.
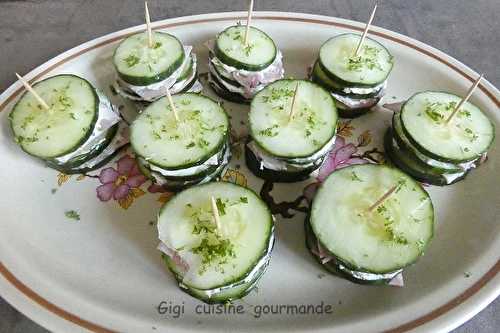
[148,144,225,177]
[158,227,274,297]
[149,144,231,186]
[341,81,387,95]
[331,86,385,109]
[115,46,200,102]
[69,121,129,170]
[391,137,467,184]
[205,39,285,99]
[247,135,336,172]
[52,91,121,164]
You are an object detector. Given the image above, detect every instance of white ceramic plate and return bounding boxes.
[0,11,498,333]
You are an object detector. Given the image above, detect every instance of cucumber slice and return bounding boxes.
[305,217,401,285]
[50,123,129,175]
[10,74,98,159]
[163,241,272,303]
[310,164,434,274]
[113,32,185,86]
[176,56,194,83]
[384,128,467,186]
[208,71,251,104]
[46,123,118,170]
[311,61,384,98]
[130,93,229,169]
[392,112,470,174]
[157,182,274,291]
[400,91,495,163]
[249,79,338,159]
[245,143,323,183]
[215,25,277,71]
[319,33,393,87]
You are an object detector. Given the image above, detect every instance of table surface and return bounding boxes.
[0,0,498,332]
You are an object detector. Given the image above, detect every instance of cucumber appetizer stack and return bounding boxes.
[157,182,275,303]
[310,33,393,118]
[206,25,284,104]
[306,164,434,284]
[130,93,231,191]
[113,31,202,107]
[385,92,495,186]
[246,79,338,182]
[10,74,128,174]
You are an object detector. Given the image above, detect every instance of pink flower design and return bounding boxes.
[317,136,368,182]
[96,155,147,202]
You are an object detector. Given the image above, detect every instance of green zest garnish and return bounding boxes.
[216,198,226,216]
[258,124,279,137]
[192,238,236,275]
[351,171,363,182]
[347,45,383,72]
[65,210,80,221]
[424,101,456,123]
[124,54,140,67]
[244,44,254,56]
[261,87,294,103]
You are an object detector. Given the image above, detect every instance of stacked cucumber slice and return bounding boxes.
[130,93,230,191]
[9,74,127,174]
[113,31,202,106]
[246,79,338,182]
[385,91,495,185]
[207,25,284,104]
[157,182,275,303]
[307,164,434,284]
[311,33,393,118]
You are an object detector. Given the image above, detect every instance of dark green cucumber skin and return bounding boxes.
[113,32,185,86]
[208,72,251,104]
[391,113,462,174]
[133,93,230,171]
[158,181,275,291]
[9,74,99,160]
[209,55,243,87]
[49,142,129,175]
[214,26,277,71]
[310,61,382,118]
[304,216,393,285]
[161,254,266,304]
[138,149,231,193]
[399,91,495,164]
[138,143,229,182]
[176,57,194,83]
[126,74,200,109]
[46,123,119,170]
[384,128,467,186]
[318,33,394,88]
[336,103,376,119]
[245,144,321,183]
[250,79,338,159]
[311,61,382,99]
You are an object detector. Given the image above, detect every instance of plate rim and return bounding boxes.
[0,10,498,333]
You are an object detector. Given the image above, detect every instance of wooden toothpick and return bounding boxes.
[15,73,50,111]
[366,183,398,212]
[144,1,154,48]
[445,74,483,124]
[210,196,222,231]
[165,88,179,123]
[354,3,378,56]
[288,82,300,122]
[244,0,254,45]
